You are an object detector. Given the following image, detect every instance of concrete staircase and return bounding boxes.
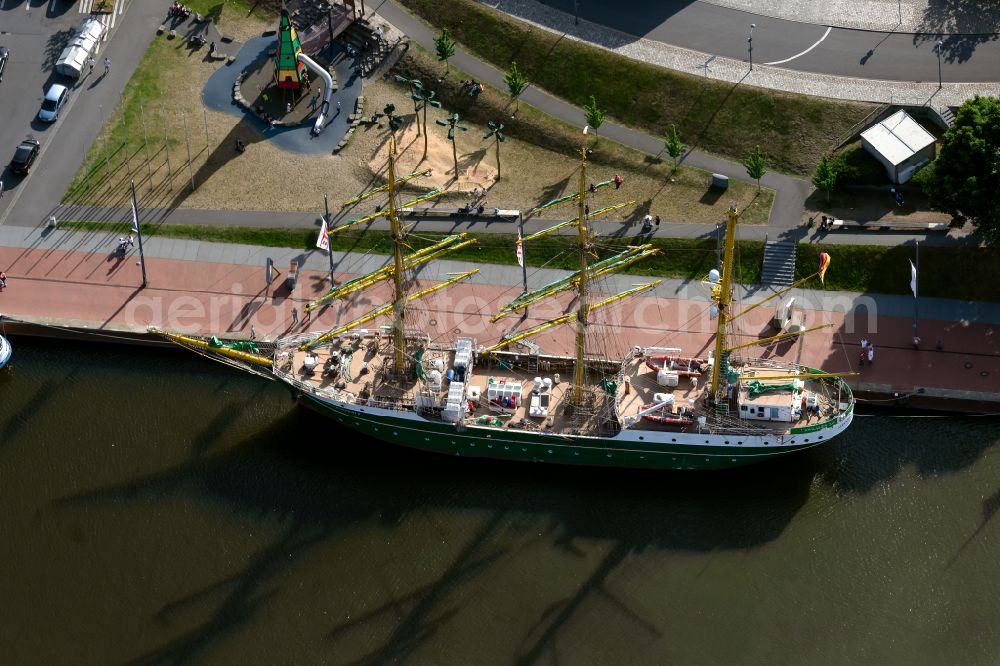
[938,106,956,127]
[342,19,404,77]
[760,241,797,287]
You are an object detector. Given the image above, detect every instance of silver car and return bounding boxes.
[38,83,68,122]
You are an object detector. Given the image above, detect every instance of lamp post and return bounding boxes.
[574,0,579,25]
[748,23,755,71]
[935,40,943,89]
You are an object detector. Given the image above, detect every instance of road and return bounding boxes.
[539,0,1000,83]
[0,0,167,228]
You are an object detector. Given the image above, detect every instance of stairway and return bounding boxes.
[760,241,797,288]
[342,19,401,78]
[938,106,955,128]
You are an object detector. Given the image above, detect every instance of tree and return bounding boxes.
[812,153,839,201]
[504,61,528,112]
[435,112,468,176]
[664,124,684,169]
[483,121,506,180]
[582,95,605,136]
[435,28,455,71]
[923,95,1000,243]
[744,144,767,192]
[394,75,442,160]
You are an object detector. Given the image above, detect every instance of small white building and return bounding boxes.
[860,110,936,184]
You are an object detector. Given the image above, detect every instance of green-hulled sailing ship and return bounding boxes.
[156,141,854,470]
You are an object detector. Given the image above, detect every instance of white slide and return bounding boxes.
[296,52,333,134]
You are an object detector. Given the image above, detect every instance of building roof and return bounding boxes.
[860,110,936,166]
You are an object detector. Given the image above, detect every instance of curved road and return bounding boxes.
[540,0,1000,82]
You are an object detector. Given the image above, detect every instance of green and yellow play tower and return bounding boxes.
[275,9,306,89]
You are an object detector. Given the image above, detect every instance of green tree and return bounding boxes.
[504,61,528,112]
[583,95,606,135]
[923,95,1000,243]
[812,153,839,201]
[664,123,684,169]
[435,28,456,71]
[744,144,767,192]
[435,113,468,176]
[394,75,442,160]
[483,121,506,180]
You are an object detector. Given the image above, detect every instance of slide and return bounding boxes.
[297,53,333,135]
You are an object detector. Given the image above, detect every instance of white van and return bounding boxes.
[55,18,106,79]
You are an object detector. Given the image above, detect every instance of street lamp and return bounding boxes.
[748,23,756,71]
[574,0,579,25]
[935,40,943,89]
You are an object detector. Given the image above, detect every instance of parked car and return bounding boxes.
[9,137,41,174]
[0,47,9,82]
[38,83,69,122]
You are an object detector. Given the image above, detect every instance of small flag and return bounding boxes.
[516,229,524,268]
[317,218,330,252]
[130,196,139,234]
[910,259,917,297]
[818,252,831,285]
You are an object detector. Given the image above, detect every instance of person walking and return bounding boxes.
[613,174,623,189]
[0,180,4,199]
[104,57,111,75]
[250,325,256,340]
[654,215,661,229]
[0,271,7,290]
[860,337,869,350]
[335,99,341,114]
[867,344,875,366]
[87,57,96,75]
[303,307,311,323]
[309,94,318,112]
[291,308,299,326]
[858,348,866,369]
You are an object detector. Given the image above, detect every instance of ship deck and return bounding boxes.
[276,332,844,438]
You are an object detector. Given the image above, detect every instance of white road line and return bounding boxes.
[764,26,832,66]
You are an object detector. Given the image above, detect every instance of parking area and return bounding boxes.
[0,0,127,216]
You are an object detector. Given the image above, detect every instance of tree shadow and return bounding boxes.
[912,1,1000,64]
[42,28,75,71]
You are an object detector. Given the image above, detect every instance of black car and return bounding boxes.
[10,137,40,175]
[0,47,8,81]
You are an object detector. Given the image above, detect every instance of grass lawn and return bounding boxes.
[397,0,876,176]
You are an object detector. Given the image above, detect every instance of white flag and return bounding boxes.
[516,229,524,268]
[130,197,139,233]
[317,219,330,252]
[909,260,917,297]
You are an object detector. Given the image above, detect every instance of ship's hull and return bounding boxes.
[296,389,854,471]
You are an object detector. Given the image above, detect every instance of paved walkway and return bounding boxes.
[42,203,970,247]
[701,0,1000,34]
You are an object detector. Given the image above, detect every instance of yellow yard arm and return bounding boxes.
[341,169,432,207]
[724,323,833,352]
[481,281,660,354]
[303,269,479,350]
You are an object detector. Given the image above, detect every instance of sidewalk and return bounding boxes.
[40,204,972,247]
[1,228,997,404]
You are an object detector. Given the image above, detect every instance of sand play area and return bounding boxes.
[368,123,498,194]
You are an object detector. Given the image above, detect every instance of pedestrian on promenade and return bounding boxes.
[209,41,216,56]
[654,215,661,230]
[303,307,311,323]
[250,324,256,340]
[87,57,95,75]
[860,337,868,350]
[868,345,875,366]
[613,174,623,189]
[336,100,341,114]
[309,94,318,112]
[0,180,4,198]
[104,57,111,75]
[292,308,299,326]
[858,348,866,369]
[912,335,921,348]
[0,271,7,290]
[642,214,653,233]
[286,101,292,114]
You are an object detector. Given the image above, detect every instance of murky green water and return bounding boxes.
[1,337,999,665]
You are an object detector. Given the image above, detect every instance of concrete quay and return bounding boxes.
[0,227,997,412]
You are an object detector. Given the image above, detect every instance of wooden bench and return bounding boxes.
[826,219,949,232]
[398,206,520,220]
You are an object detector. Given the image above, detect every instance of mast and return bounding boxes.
[386,138,407,371]
[573,146,590,404]
[709,205,739,403]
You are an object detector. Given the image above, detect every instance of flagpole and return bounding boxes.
[324,193,335,285]
[913,240,919,339]
[130,179,148,288]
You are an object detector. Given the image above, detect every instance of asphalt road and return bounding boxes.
[0,0,169,229]
[541,0,1000,83]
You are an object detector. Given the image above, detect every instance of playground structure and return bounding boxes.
[273,9,334,135]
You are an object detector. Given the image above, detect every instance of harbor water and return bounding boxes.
[1,338,999,665]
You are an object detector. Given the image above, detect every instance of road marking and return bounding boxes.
[764,26,832,66]
[79,0,92,13]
